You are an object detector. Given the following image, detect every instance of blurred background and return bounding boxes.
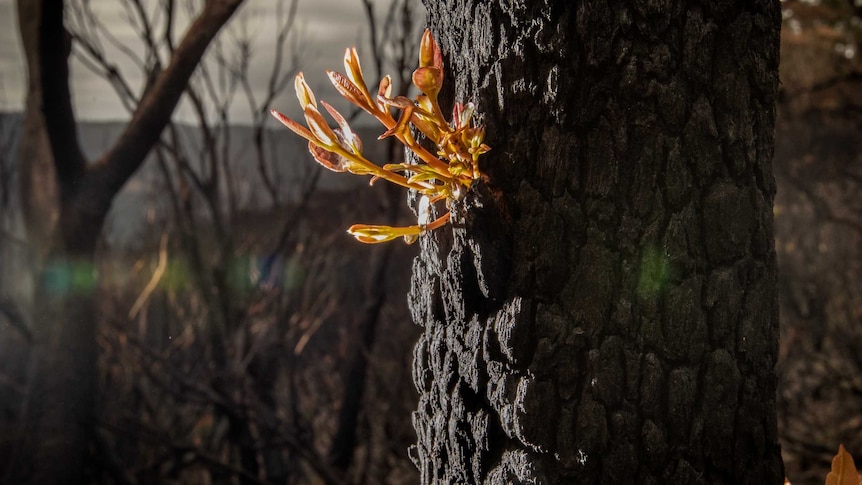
[0,0,859,484]
[775,1,862,482]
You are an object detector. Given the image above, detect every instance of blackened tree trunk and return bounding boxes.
[409,2,784,484]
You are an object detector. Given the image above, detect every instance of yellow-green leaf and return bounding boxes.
[347,223,421,244]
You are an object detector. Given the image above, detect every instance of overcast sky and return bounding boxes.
[0,0,425,124]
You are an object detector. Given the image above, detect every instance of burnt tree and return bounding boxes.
[13,1,244,483]
[409,2,784,484]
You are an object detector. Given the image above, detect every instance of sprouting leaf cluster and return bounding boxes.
[271,29,489,243]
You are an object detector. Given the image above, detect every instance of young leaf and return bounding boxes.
[412,66,443,98]
[376,75,392,111]
[307,143,348,172]
[321,100,361,154]
[270,109,315,142]
[294,73,316,108]
[344,47,371,102]
[419,28,442,70]
[826,445,862,485]
[303,105,338,147]
[347,224,421,244]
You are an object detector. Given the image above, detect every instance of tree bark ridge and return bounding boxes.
[410,2,783,484]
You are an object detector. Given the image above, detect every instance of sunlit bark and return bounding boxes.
[410,2,784,483]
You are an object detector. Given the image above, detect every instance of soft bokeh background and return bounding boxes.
[1,1,427,484]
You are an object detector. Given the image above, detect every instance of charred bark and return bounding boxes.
[410,2,783,484]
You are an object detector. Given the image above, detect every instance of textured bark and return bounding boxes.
[410,2,783,484]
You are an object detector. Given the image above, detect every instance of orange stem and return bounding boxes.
[423,211,451,231]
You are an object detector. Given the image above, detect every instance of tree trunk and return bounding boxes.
[410,2,784,484]
[13,1,244,482]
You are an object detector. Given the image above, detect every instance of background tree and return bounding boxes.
[409,2,784,484]
[13,1,244,482]
[4,1,426,483]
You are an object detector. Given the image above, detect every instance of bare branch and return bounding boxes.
[89,0,246,198]
[162,0,177,53]
[69,37,139,113]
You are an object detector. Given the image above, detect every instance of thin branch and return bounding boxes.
[90,0,246,199]
[129,0,160,56]
[236,0,301,204]
[162,0,177,53]
[69,40,139,113]
[129,233,170,319]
